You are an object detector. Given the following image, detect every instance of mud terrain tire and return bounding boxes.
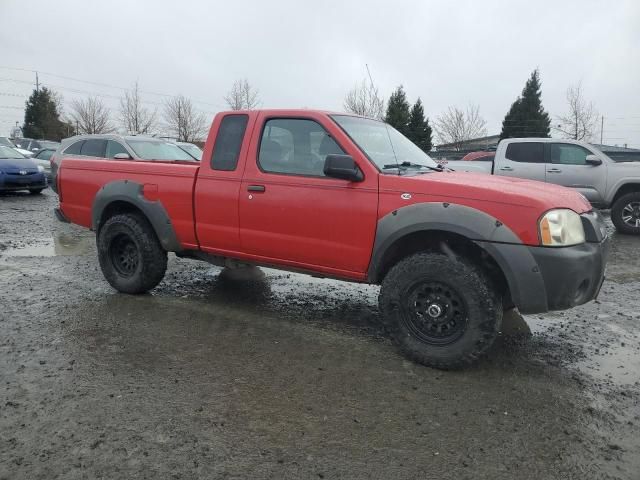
[97,213,167,294]
[611,192,640,235]
[379,252,502,369]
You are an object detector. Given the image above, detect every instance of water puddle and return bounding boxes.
[1,232,93,257]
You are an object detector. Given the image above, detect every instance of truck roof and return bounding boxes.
[215,109,373,119]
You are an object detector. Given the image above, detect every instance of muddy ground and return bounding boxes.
[0,190,638,479]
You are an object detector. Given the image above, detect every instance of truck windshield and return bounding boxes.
[331,115,439,171]
[126,140,194,161]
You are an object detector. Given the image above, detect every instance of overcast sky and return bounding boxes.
[1,0,639,147]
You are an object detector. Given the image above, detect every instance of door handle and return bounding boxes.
[547,168,562,173]
[499,166,513,171]
[247,185,265,192]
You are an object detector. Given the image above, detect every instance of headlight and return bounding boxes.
[539,209,585,246]
[37,165,45,172]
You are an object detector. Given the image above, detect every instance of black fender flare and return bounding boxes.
[367,202,547,313]
[92,180,181,252]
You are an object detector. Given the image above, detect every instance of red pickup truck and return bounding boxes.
[52,110,609,368]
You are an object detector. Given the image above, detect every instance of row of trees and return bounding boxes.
[21,72,597,148]
[22,79,263,142]
[343,69,599,151]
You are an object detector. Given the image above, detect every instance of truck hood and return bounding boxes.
[382,171,592,214]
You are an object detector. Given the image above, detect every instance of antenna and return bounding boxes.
[365,64,375,90]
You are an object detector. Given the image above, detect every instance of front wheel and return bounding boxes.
[611,192,640,235]
[29,189,44,195]
[97,213,167,293]
[379,252,502,369]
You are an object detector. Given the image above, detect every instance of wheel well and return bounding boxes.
[611,183,640,207]
[97,200,145,232]
[375,230,512,306]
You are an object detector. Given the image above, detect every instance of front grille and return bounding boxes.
[6,171,38,176]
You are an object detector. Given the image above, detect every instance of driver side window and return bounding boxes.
[258,118,345,177]
[550,144,591,165]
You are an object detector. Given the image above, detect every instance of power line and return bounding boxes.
[0,66,224,109]
[0,77,218,117]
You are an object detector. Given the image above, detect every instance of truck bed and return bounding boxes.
[59,158,200,246]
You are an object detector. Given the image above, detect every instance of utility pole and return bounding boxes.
[600,116,604,144]
[35,71,39,92]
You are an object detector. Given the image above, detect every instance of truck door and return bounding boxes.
[544,143,607,206]
[238,113,378,277]
[194,113,254,252]
[495,141,546,182]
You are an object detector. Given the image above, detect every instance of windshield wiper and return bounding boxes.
[382,161,445,173]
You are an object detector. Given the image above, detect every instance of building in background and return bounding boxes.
[592,143,640,162]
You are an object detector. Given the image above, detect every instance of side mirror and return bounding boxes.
[113,152,132,160]
[585,154,602,166]
[31,147,39,152]
[323,154,364,182]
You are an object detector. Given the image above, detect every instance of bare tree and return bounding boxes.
[224,79,260,110]
[555,83,598,141]
[343,79,385,120]
[434,104,487,150]
[119,81,158,134]
[70,96,113,134]
[163,95,207,142]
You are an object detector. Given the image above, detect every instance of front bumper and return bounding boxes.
[476,211,609,314]
[0,173,48,191]
[527,238,609,311]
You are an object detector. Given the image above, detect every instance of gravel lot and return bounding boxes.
[1,190,639,479]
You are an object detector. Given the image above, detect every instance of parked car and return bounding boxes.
[445,138,640,234]
[13,138,60,154]
[53,110,609,369]
[176,141,203,160]
[0,136,32,157]
[31,148,57,182]
[50,135,193,180]
[0,145,48,194]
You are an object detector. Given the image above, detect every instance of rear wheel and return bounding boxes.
[97,213,167,293]
[612,192,640,235]
[379,252,502,369]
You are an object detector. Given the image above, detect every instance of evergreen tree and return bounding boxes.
[407,98,432,152]
[385,85,411,136]
[22,87,67,141]
[500,69,551,139]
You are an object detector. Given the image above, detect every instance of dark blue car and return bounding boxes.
[0,145,48,194]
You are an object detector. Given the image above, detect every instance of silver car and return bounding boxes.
[51,134,195,192]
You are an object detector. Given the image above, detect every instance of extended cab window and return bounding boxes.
[505,142,544,163]
[64,141,84,155]
[80,139,107,158]
[211,114,248,171]
[258,118,344,176]
[550,144,591,165]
